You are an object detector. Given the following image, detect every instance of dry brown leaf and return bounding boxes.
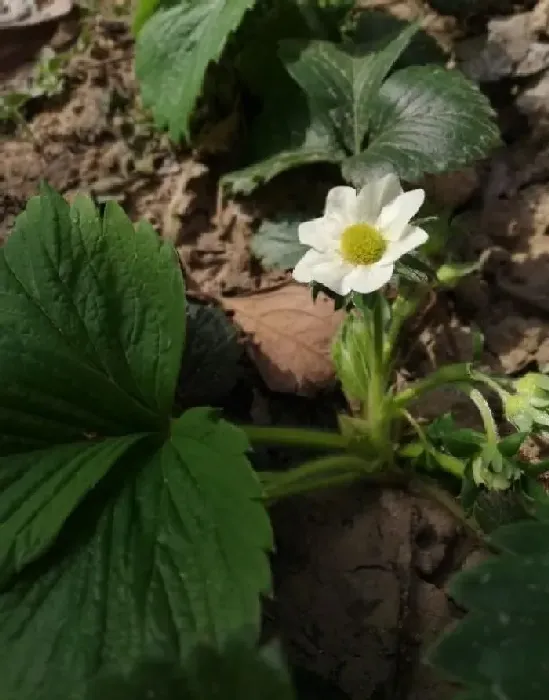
[222,283,344,396]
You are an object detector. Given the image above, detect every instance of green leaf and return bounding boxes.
[132,0,161,34]
[280,22,419,155]
[346,9,447,67]
[0,409,273,700]
[0,436,142,587]
[135,0,256,141]
[472,490,529,534]
[437,260,480,288]
[428,518,549,700]
[251,216,308,271]
[177,302,241,408]
[0,185,185,451]
[88,638,296,699]
[222,141,341,195]
[343,65,500,186]
[393,252,434,285]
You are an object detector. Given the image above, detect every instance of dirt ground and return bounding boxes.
[3,1,549,698]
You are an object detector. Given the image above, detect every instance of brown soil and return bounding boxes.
[2,1,549,698]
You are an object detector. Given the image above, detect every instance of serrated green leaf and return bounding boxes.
[135,0,256,141]
[251,217,308,271]
[280,22,419,155]
[0,185,185,452]
[0,436,142,587]
[343,65,500,186]
[177,302,241,408]
[428,518,549,699]
[87,638,296,699]
[0,409,273,700]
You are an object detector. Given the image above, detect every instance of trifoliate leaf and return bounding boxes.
[135,0,256,141]
[342,65,500,186]
[88,638,296,700]
[0,185,185,450]
[428,518,549,700]
[280,22,419,155]
[251,216,308,271]
[0,409,273,700]
[177,302,241,408]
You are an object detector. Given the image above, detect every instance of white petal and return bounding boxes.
[376,189,425,241]
[355,173,403,223]
[292,249,351,294]
[298,217,341,252]
[324,186,357,223]
[381,226,429,264]
[340,262,394,295]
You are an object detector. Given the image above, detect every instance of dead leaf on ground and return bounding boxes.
[0,0,72,29]
[221,283,344,396]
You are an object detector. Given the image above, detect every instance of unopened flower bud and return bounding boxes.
[331,313,370,401]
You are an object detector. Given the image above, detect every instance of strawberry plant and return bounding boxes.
[133,2,499,195]
[3,179,549,698]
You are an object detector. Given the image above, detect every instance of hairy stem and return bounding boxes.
[393,363,472,408]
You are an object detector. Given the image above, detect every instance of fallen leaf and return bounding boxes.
[0,0,72,28]
[222,283,343,396]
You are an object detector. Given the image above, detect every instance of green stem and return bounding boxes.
[262,453,405,502]
[364,297,392,461]
[469,388,499,444]
[472,370,510,402]
[410,477,499,553]
[399,409,465,479]
[383,294,422,367]
[264,470,362,503]
[393,363,472,408]
[241,424,348,451]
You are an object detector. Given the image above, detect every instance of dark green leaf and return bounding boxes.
[472,490,529,534]
[0,436,142,587]
[0,185,185,450]
[394,252,434,285]
[135,0,256,140]
[251,217,308,271]
[346,9,446,67]
[132,0,160,34]
[428,518,549,700]
[498,433,527,458]
[88,638,295,699]
[343,65,500,186]
[0,409,273,700]
[280,23,419,155]
[178,302,241,407]
[222,140,341,195]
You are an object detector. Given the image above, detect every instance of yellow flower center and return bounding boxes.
[340,223,386,266]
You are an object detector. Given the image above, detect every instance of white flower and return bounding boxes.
[292,174,428,295]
